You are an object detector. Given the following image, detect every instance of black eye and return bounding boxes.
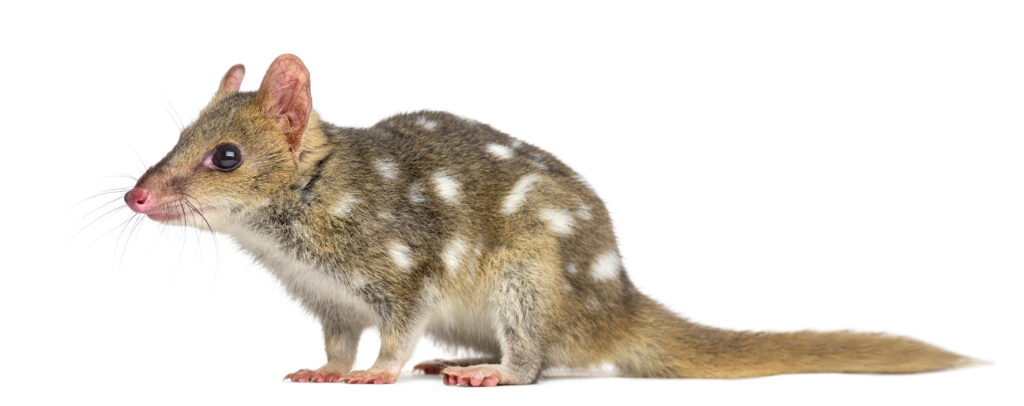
[211,143,242,171]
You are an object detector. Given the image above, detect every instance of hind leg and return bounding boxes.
[440,254,553,386]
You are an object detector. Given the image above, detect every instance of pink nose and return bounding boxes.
[125,188,153,213]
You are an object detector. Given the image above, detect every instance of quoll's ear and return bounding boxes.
[257,54,312,153]
[216,64,246,97]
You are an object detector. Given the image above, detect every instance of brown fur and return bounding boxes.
[129,54,973,385]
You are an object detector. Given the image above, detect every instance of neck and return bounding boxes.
[294,111,332,173]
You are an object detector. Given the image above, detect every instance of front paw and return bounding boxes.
[284,368,342,383]
[341,369,398,384]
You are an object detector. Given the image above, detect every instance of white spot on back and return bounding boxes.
[417,116,438,130]
[502,173,542,215]
[432,171,461,205]
[408,182,426,203]
[442,236,469,276]
[389,242,414,272]
[332,194,359,217]
[539,207,574,235]
[375,158,399,181]
[591,250,621,281]
[576,203,593,221]
[523,152,548,170]
[510,139,523,149]
[487,143,514,159]
[567,262,578,276]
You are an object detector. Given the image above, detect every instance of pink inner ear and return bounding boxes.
[218,64,245,95]
[258,55,312,151]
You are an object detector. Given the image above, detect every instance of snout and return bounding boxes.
[124,187,153,214]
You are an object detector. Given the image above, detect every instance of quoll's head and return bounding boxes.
[124,54,314,229]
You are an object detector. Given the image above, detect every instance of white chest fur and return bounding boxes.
[223,224,379,326]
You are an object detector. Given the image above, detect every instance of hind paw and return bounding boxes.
[440,366,503,387]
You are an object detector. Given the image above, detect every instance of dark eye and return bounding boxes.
[211,143,242,171]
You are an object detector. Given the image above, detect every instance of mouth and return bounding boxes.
[145,204,216,224]
[146,210,183,222]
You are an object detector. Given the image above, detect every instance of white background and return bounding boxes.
[1,1,1021,405]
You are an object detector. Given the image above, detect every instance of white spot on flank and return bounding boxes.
[375,158,399,181]
[332,194,359,217]
[567,263,578,276]
[487,143,514,159]
[442,236,469,276]
[346,272,370,290]
[389,242,413,272]
[502,173,542,215]
[408,182,426,203]
[539,207,574,235]
[590,250,622,281]
[417,116,438,130]
[432,171,461,205]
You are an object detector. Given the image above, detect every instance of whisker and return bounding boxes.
[66,189,130,215]
[67,204,130,245]
[88,211,136,247]
[182,194,221,281]
[113,213,141,272]
[126,145,149,174]
[183,199,203,271]
[70,195,126,226]
[119,214,145,271]
[167,99,186,132]
[100,174,139,181]
[160,100,184,132]
[170,200,188,282]
[182,197,215,233]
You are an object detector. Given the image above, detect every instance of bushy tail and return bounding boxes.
[615,295,975,378]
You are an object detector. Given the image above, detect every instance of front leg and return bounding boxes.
[342,318,426,384]
[285,317,364,383]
